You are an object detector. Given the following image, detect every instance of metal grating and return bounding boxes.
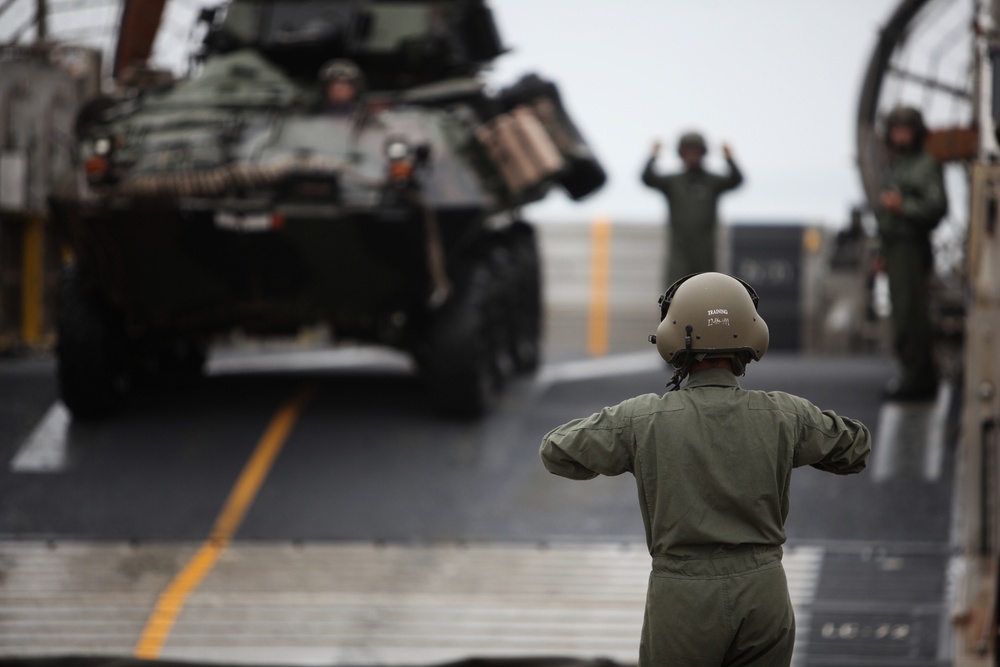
[0,541,824,665]
[804,547,953,666]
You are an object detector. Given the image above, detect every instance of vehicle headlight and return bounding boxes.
[83,135,117,185]
[385,139,409,161]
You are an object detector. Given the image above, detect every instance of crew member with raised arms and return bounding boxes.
[642,133,744,285]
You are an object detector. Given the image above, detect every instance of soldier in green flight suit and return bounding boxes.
[642,132,744,285]
[876,105,947,401]
[539,272,871,667]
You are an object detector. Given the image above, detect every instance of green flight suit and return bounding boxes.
[875,147,947,395]
[642,158,744,286]
[539,368,871,666]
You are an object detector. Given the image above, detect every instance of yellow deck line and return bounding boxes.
[134,382,320,659]
[587,216,612,357]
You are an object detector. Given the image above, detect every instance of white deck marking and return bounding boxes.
[207,345,415,375]
[535,351,663,388]
[872,383,953,482]
[0,540,823,664]
[9,401,71,473]
[209,346,661,385]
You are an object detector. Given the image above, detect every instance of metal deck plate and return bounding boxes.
[0,541,826,665]
[804,546,953,666]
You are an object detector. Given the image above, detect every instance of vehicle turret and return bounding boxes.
[198,0,505,88]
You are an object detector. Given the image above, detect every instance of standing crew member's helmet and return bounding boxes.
[677,131,707,156]
[884,105,927,145]
[650,272,769,378]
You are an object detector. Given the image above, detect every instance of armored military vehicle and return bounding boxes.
[50,0,605,419]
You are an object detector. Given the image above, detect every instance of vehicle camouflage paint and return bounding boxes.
[49,0,605,419]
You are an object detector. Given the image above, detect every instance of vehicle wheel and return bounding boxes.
[485,242,518,382]
[56,265,127,419]
[418,258,504,418]
[505,221,542,373]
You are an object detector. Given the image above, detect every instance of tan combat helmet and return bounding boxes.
[650,272,769,384]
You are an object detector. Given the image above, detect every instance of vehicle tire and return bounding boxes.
[485,242,518,382]
[418,258,504,418]
[505,221,542,373]
[56,265,127,420]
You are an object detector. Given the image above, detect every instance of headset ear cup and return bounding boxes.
[657,292,670,321]
[732,275,760,310]
[658,273,699,321]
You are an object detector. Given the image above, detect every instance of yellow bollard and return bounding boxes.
[21,214,44,346]
[587,216,612,357]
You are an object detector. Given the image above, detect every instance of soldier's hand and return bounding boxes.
[651,140,661,158]
[722,143,733,161]
[880,188,903,213]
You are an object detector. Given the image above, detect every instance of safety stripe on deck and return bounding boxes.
[872,383,953,482]
[9,401,71,472]
[0,540,823,664]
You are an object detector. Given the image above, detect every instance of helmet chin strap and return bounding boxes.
[730,354,747,376]
[666,362,690,392]
[666,325,696,391]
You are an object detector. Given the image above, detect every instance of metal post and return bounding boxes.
[21,214,43,345]
[35,0,46,41]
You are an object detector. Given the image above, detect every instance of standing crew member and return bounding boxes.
[876,105,947,401]
[641,132,744,285]
[539,272,871,666]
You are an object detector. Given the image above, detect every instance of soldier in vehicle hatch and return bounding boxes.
[641,132,744,285]
[540,272,871,667]
[875,105,947,401]
[319,59,364,116]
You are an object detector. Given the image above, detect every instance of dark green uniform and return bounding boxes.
[540,368,870,666]
[876,147,947,395]
[642,158,744,285]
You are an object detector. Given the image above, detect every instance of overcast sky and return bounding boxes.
[483,1,902,228]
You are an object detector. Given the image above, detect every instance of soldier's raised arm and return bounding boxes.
[641,140,670,190]
[718,141,744,191]
[540,401,637,479]
[790,398,871,475]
